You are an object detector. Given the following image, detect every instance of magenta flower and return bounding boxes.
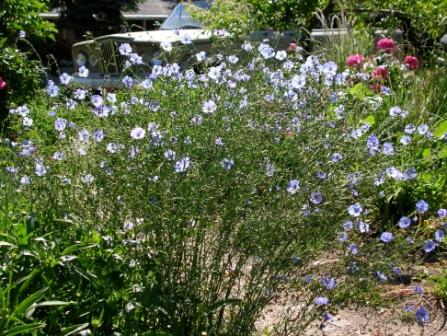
[371,66,389,81]
[377,37,397,53]
[346,54,365,68]
[0,76,6,90]
[404,55,419,70]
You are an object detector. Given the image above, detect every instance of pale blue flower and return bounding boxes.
[52,151,64,161]
[227,55,239,64]
[130,127,146,140]
[314,296,329,305]
[180,32,192,44]
[122,76,134,87]
[380,231,394,243]
[348,202,362,217]
[423,239,436,253]
[417,124,428,135]
[78,66,89,78]
[375,271,388,282]
[46,80,59,97]
[287,179,300,194]
[119,43,132,56]
[35,161,47,176]
[220,158,234,170]
[348,243,358,255]
[400,135,412,145]
[404,124,416,134]
[163,149,176,161]
[93,129,104,142]
[265,163,275,177]
[195,51,206,62]
[81,173,94,184]
[415,307,429,324]
[416,200,429,213]
[358,221,369,233]
[174,157,192,173]
[160,40,172,52]
[202,100,217,114]
[59,73,72,85]
[54,118,67,132]
[74,88,87,100]
[258,43,275,59]
[275,50,287,61]
[398,216,411,229]
[310,191,323,205]
[382,142,394,155]
[320,277,336,290]
[437,208,447,218]
[435,230,444,242]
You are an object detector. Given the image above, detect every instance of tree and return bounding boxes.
[50,0,144,39]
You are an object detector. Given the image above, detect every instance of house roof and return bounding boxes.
[41,0,177,20]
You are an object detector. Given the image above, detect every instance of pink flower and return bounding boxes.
[371,66,389,81]
[0,77,6,90]
[346,54,365,68]
[377,37,397,53]
[404,55,419,70]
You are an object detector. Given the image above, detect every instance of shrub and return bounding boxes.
[0,0,56,122]
[2,35,446,333]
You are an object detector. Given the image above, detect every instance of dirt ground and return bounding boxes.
[256,292,447,336]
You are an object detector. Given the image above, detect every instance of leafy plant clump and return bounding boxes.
[2,34,447,334]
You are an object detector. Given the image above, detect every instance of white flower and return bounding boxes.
[227,55,239,64]
[258,43,275,59]
[59,73,72,85]
[180,32,192,44]
[196,51,206,62]
[202,100,217,114]
[174,157,191,173]
[119,43,132,56]
[78,66,89,78]
[130,127,146,140]
[160,40,173,52]
[275,50,287,61]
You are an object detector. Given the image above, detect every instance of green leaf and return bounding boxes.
[61,243,97,256]
[62,323,90,336]
[26,300,76,318]
[349,83,372,100]
[434,120,447,139]
[0,241,16,248]
[361,115,375,126]
[422,148,431,160]
[11,289,45,318]
[438,146,447,159]
[5,322,45,335]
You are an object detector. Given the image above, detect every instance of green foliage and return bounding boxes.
[188,0,253,37]
[190,0,329,34]
[0,0,56,123]
[246,0,330,30]
[0,0,56,43]
[339,0,447,51]
[0,42,44,122]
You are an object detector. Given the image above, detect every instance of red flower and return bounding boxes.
[371,66,388,80]
[346,54,365,68]
[377,37,397,53]
[0,77,6,90]
[288,41,298,52]
[371,66,389,81]
[404,55,419,70]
